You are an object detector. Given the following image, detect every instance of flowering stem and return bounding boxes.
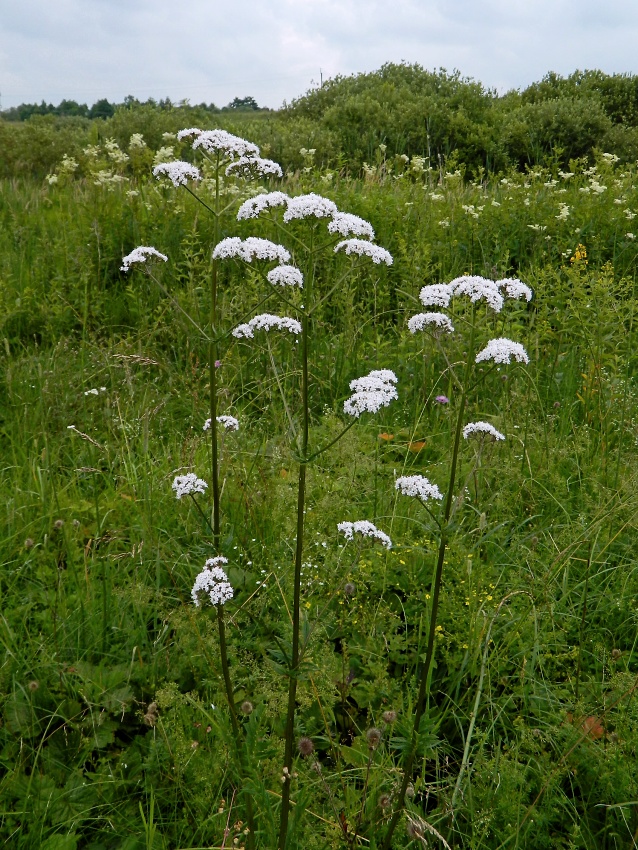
[381,307,478,850]
[277,246,313,850]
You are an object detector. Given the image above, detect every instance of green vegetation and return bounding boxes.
[1,70,638,849]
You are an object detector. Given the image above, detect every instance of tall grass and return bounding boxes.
[0,136,637,849]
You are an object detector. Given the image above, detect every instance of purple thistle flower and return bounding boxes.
[435,395,449,404]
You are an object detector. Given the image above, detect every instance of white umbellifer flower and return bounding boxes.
[212,237,291,264]
[203,416,240,431]
[152,161,201,187]
[177,128,202,141]
[496,278,533,302]
[232,313,302,339]
[475,337,530,365]
[343,370,398,418]
[121,246,168,272]
[267,265,304,288]
[419,284,454,308]
[337,520,392,549]
[225,156,283,179]
[328,212,375,239]
[237,191,290,220]
[450,275,504,312]
[462,421,505,441]
[216,415,239,431]
[395,475,443,502]
[283,193,339,221]
[172,472,208,499]
[408,312,454,334]
[191,129,260,159]
[334,240,393,265]
[192,556,234,607]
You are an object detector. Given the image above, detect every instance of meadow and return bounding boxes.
[1,100,638,850]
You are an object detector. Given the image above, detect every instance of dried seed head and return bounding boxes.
[382,709,397,724]
[344,582,356,596]
[611,649,621,660]
[241,700,254,715]
[54,519,64,530]
[378,793,391,810]
[406,819,421,839]
[298,736,314,757]
[143,701,158,726]
[405,783,415,799]
[366,727,382,750]
[28,680,40,692]
[24,538,34,550]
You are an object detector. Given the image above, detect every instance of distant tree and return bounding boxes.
[89,98,115,119]
[225,96,260,111]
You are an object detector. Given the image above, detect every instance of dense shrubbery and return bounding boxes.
[5,63,638,178]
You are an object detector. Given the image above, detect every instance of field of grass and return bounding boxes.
[1,127,638,850]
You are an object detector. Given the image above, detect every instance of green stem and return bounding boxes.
[278,260,312,850]
[381,307,478,850]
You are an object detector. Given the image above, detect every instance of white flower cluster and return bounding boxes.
[343,370,398,418]
[267,265,304,288]
[152,161,201,187]
[328,212,375,239]
[419,284,454,308]
[450,276,504,312]
[121,246,168,272]
[475,337,530,365]
[334,239,393,265]
[237,191,290,220]
[226,156,283,179]
[395,475,443,502]
[203,416,240,432]
[462,421,505,441]
[283,193,339,221]
[212,237,290,264]
[191,129,260,159]
[172,472,208,499]
[496,278,533,302]
[408,312,454,334]
[176,128,202,141]
[191,556,234,607]
[232,313,302,339]
[337,520,393,549]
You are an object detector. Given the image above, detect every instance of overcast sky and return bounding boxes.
[2,0,638,110]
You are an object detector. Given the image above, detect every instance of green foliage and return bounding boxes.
[1,115,638,849]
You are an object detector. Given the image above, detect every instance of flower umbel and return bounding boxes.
[334,239,393,265]
[419,284,454,308]
[237,191,290,220]
[121,246,168,272]
[203,416,240,432]
[462,421,505,441]
[191,129,260,159]
[232,314,302,339]
[191,556,234,607]
[267,265,304,288]
[343,370,398,418]
[337,520,393,549]
[283,192,338,221]
[172,473,208,499]
[152,161,201,187]
[226,156,283,179]
[450,275,504,312]
[212,237,290,264]
[328,212,375,239]
[475,338,530,365]
[408,312,454,334]
[395,475,443,502]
